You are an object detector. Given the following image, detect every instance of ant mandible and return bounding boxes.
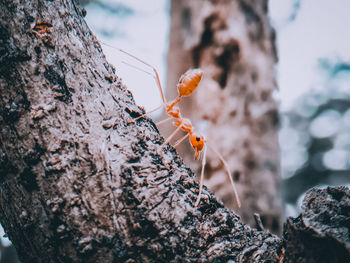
[102,42,241,208]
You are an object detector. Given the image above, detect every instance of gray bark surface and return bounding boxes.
[165,0,281,233]
[283,187,350,263]
[0,0,282,262]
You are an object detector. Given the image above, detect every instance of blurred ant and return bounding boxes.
[102,42,240,208]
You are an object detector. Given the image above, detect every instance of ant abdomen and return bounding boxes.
[177,68,203,97]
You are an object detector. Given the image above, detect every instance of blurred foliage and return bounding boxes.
[281,58,350,211]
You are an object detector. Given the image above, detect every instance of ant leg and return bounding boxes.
[156,117,173,126]
[208,143,241,208]
[122,60,170,109]
[120,61,165,121]
[101,42,167,104]
[158,125,182,153]
[122,61,154,79]
[195,145,207,207]
[173,133,190,148]
[134,104,164,121]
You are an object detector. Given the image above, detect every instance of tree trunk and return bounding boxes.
[0,0,282,262]
[165,0,281,234]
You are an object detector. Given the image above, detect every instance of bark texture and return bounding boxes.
[283,187,350,263]
[0,0,283,262]
[165,0,281,233]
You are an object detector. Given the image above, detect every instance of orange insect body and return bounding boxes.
[177,69,204,97]
[166,69,203,113]
[162,69,206,159]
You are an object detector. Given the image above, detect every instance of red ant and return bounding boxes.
[102,43,241,208]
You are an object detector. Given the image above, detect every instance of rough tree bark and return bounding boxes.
[1,0,349,263]
[165,0,281,234]
[283,186,350,263]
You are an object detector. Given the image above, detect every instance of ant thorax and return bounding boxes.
[166,104,181,118]
[177,118,193,133]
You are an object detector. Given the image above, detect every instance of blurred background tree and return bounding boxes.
[164,0,281,234]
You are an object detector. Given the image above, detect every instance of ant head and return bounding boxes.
[189,133,205,159]
[177,68,203,97]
